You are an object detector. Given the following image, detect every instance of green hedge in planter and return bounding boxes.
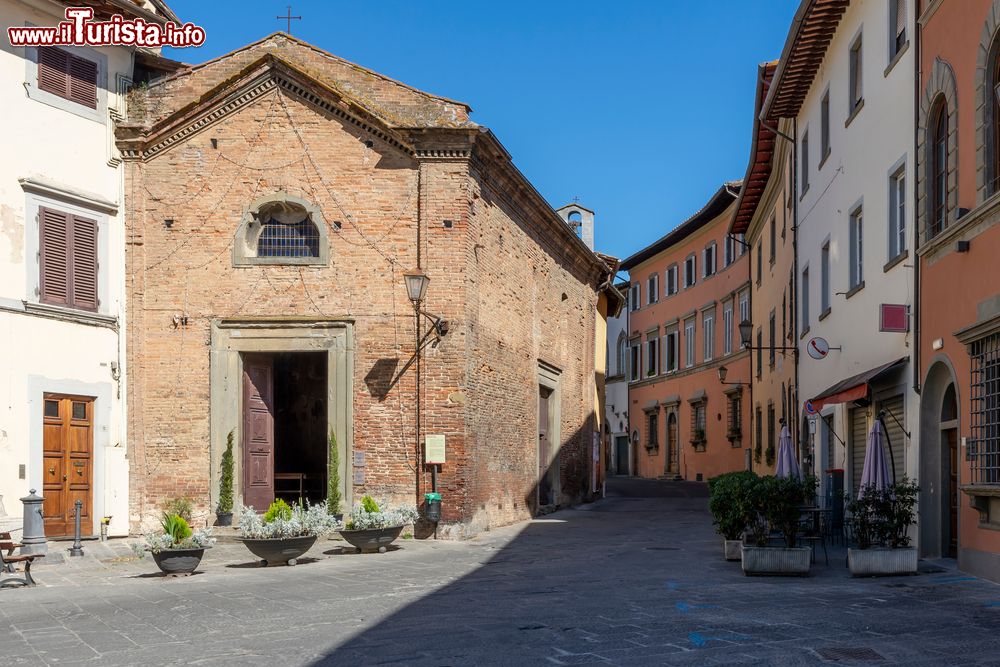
[745,475,817,547]
[708,471,759,541]
[846,477,919,549]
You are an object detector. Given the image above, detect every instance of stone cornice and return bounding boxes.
[918,190,1000,264]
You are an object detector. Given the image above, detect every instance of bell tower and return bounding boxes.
[555,203,595,251]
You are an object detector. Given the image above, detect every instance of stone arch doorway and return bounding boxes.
[920,358,960,558]
[664,411,679,479]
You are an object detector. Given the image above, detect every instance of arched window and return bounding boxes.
[617,334,628,377]
[234,192,329,266]
[929,100,949,239]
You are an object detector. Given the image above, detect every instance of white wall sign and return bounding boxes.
[807,337,830,360]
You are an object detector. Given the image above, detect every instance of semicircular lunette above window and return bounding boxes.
[233,191,330,266]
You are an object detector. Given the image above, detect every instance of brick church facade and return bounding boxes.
[116,34,614,536]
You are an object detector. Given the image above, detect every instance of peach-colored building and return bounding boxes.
[729,62,798,479]
[620,183,751,482]
[916,0,1000,581]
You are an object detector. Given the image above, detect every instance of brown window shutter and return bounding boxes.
[39,207,70,306]
[68,54,97,109]
[70,214,99,311]
[37,46,69,98]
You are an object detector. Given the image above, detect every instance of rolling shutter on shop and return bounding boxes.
[876,395,906,484]
[850,407,867,497]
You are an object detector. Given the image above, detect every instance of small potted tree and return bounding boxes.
[140,512,215,576]
[338,495,418,553]
[708,471,757,560]
[327,431,342,520]
[847,478,919,576]
[216,429,235,526]
[237,499,339,566]
[741,475,817,576]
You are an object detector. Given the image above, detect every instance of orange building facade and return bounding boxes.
[729,62,798,479]
[620,184,751,482]
[916,0,1000,581]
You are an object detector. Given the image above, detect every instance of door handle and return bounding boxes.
[48,467,55,475]
[62,475,67,481]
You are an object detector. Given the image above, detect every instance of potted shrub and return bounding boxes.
[741,475,817,576]
[338,495,418,553]
[140,512,214,576]
[708,471,757,560]
[236,499,339,566]
[216,429,235,527]
[846,478,919,576]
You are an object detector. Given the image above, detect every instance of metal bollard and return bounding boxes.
[69,500,84,557]
[19,489,47,556]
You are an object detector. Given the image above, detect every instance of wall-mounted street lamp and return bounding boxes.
[403,269,449,512]
[716,364,750,387]
[738,318,797,353]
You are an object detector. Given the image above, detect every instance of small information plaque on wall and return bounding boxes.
[352,469,365,485]
[425,434,446,464]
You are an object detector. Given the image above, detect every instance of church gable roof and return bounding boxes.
[138,32,475,130]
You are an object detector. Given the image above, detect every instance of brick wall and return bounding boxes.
[123,60,604,535]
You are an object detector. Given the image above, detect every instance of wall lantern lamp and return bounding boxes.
[717,364,750,388]
[738,318,797,353]
[403,269,448,337]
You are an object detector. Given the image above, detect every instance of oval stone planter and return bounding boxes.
[848,547,917,576]
[741,545,811,576]
[238,535,317,566]
[152,547,207,576]
[724,539,742,561]
[339,525,404,553]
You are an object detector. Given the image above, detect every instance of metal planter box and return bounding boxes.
[339,525,404,553]
[239,535,317,566]
[151,547,206,576]
[724,539,742,561]
[741,545,811,576]
[847,547,918,576]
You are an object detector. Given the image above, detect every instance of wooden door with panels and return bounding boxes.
[42,395,94,537]
[242,355,275,511]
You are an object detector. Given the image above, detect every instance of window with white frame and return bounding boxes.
[724,235,734,267]
[889,167,906,260]
[684,255,697,288]
[617,335,627,377]
[723,301,733,356]
[821,240,831,313]
[801,129,810,192]
[738,233,747,256]
[703,243,717,277]
[684,317,696,368]
[629,340,640,382]
[769,214,776,265]
[646,336,659,377]
[664,329,679,373]
[630,283,640,311]
[738,290,749,330]
[802,266,811,329]
[849,206,864,289]
[889,0,907,61]
[665,264,678,296]
[703,311,715,362]
[821,89,831,160]
[849,34,863,113]
[647,273,659,304]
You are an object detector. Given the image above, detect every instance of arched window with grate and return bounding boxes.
[234,192,329,266]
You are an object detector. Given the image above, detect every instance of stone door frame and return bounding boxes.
[210,319,354,513]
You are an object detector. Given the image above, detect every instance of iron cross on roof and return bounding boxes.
[277,5,302,34]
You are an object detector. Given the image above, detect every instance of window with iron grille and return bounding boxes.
[969,332,1000,484]
[691,402,706,443]
[727,393,742,443]
[257,218,320,258]
[754,405,763,463]
[766,402,776,467]
[647,412,659,449]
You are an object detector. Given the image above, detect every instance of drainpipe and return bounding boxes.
[791,117,801,471]
[912,9,922,397]
[415,164,423,505]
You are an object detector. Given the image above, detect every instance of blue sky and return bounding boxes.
[164,0,799,263]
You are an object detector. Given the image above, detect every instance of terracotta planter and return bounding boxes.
[239,535,317,566]
[848,547,918,576]
[741,545,810,576]
[151,547,206,576]
[338,525,404,553]
[724,539,742,561]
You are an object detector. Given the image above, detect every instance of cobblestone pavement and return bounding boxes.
[2,478,1000,666]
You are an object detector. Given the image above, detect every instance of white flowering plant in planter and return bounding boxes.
[134,512,215,555]
[344,495,419,531]
[236,499,340,539]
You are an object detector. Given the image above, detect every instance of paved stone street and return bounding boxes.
[3,478,1000,666]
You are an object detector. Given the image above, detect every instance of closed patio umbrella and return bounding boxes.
[859,419,892,497]
[775,423,801,480]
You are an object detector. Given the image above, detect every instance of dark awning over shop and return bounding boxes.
[809,358,907,413]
